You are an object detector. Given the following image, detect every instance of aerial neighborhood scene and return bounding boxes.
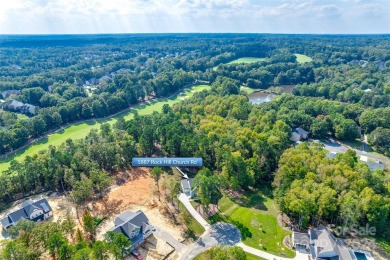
[0,0,390,259]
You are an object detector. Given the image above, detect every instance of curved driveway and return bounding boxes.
[178,193,302,260]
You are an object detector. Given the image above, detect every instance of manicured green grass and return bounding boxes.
[246,252,266,260]
[194,248,265,260]
[213,57,267,70]
[179,201,205,239]
[294,54,313,63]
[209,188,295,258]
[240,86,260,95]
[227,57,267,64]
[0,84,210,173]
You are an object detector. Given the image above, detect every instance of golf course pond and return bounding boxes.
[248,85,295,104]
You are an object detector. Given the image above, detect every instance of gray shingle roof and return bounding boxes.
[109,210,152,241]
[128,211,149,228]
[114,210,135,226]
[0,217,11,228]
[1,198,52,228]
[293,232,310,246]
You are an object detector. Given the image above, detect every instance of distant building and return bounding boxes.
[86,78,98,85]
[290,127,309,142]
[181,178,195,198]
[1,198,53,231]
[98,76,111,84]
[4,100,37,115]
[22,104,37,115]
[326,152,384,171]
[107,210,155,250]
[326,152,337,159]
[365,161,384,171]
[8,99,24,109]
[1,90,21,99]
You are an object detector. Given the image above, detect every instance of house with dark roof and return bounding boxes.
[1,198,53,231]
[290,127,310,142]
[107,210,155,250]
[293,226,356,260]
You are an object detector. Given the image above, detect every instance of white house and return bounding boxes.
[293,226,356,260]
[1,198,53,231]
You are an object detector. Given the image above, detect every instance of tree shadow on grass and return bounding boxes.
[208,213,252,240]
[229,185,274,211]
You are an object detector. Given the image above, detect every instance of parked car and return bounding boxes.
[131,249,142,260]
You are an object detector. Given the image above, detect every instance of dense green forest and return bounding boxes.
[0,34,390,257]
[1,34,389,155]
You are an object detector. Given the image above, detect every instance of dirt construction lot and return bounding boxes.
[1,167,186,259]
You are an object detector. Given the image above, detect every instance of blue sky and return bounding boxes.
[0,0,389,34]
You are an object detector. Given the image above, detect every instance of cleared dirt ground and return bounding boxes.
[1,167,186,259]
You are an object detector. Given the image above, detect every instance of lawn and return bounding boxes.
[209,188,295,258]
[294,54,313,63]
[0,84,210,173]
[213,57,267,70]
[194,248,265,260]
[240,86,260,95]
[227,57,267,64]
[179,201,205,239]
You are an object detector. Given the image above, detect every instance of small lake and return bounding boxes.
[248,85,295,104]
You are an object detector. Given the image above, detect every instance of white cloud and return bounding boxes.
[0,0,388,34]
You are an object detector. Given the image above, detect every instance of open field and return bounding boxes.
[227,57,267,64]
[208,188,295,258]
[240,86,260,94]
[0,84,210,173]
[294,54,313,63]
[213,57,267,70]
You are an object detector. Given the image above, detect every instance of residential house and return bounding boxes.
[365,161,384,171]
[5,100,37,115]
[22,104,37,115]
[98,76,111,84]
[86,78,98,86]
[1,198,53,231]
[181,178,195,198]
[290,127,310,142]
[8,100,24,110]
[1,90,21,99]
[326,152,384,171]
[107,210,155,250]
[293,226,355,260]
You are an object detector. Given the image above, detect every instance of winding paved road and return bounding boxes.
[180,222,241,260]
[320,140,390,166]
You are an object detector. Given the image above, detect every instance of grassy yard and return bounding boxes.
[209,188,295,258]
[294,54,313,63]
[179,201,205,239]
[0,84,210,173]
[194,248,265,260]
